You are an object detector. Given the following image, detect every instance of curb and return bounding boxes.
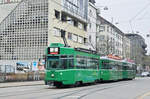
[0,82,44,88]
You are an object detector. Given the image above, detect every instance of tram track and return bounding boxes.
[54,80,136,99]
[54,82,137,99]
[0,85,51,97]
[0,80,136,99]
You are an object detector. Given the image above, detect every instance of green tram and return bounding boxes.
[44,43,100,87]
[44,43,136,87]
[122,60,136,80]
[99,56,136,81]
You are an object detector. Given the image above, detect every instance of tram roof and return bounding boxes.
[100,56,122,62]
[100,56,135,64]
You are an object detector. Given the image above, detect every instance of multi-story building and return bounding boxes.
[96,16,124,57]
[123,36,131,59]
[49,0,88,48]
[143,55,150,72]
[87,0,97,50]
[125,34,147,67]
[0,0,88,69]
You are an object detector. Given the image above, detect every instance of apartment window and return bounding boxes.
[61,13,67,22]
[99,35,105,41]
[84,24,87,31]
[78,22,83,29]
[110,28,113,34]
[74,20,78,27]
[72,34,78,42]
[78,36,84,44]
[84,38,87,44]
[89,22,92,29]
[68,32,72,40]
[89,10,93,17]
[100,26,105,32]
[53,27,61,36]
[107,26,109,32]
[55,10,60,19]
[67,16,73,25]
[89,35,92,42]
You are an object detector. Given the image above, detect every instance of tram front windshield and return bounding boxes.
[46,56,74,69]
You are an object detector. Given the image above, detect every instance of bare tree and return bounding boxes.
[97,35,115,56]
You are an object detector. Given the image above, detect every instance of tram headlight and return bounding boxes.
[60,72,63,75]
[51,74,55,77]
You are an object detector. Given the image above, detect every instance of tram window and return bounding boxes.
[117,63,122,70]
[109,62,114,69]
[76,56,86,69]
[87,58,92,69]
[101,61,114,69]
[91,58,97,69]
[87,57,97,69]
[101,61,108,69]
[125,66,129,70]
[48,60,59,69]
[93,59,98,69]
[60,59,67,69]
[76,55,98,69]
[61,55,67,58]
[68,59,74,68]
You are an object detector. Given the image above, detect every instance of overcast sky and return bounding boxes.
[95,0,150,54]
[0,1,150,53]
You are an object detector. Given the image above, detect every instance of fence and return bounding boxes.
[0,65,45,82]
[0,61,45,82]
[0,72,45,83]
[0,65,15,73]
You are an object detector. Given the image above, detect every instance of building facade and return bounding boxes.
[96,16,124,57]
[123,36,131,59]
[0,0,89,71]
[48,0,88,49]
[87,0,97,50]
[126,34,147,67]
[143,55,150,72]
[0,0,49,60]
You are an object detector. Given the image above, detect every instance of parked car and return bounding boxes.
[141,72,150,77]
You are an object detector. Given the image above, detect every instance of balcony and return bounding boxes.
[62,0,88,23]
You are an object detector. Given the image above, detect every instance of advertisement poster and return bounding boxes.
[32,59,45,71]
[16,62,30,72]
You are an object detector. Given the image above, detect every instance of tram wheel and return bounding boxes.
[74,81,81,87]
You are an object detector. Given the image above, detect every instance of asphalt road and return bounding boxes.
[0,77,150,99]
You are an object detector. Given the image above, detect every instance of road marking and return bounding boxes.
[137,91,150,99]
[69,96,80,97]
[68,96,80,98]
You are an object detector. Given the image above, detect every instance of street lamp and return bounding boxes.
[96,6,108,10]
[146,34,150,37]
[96,6,108,15]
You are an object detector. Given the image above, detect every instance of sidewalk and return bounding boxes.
[0,81,44,88]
